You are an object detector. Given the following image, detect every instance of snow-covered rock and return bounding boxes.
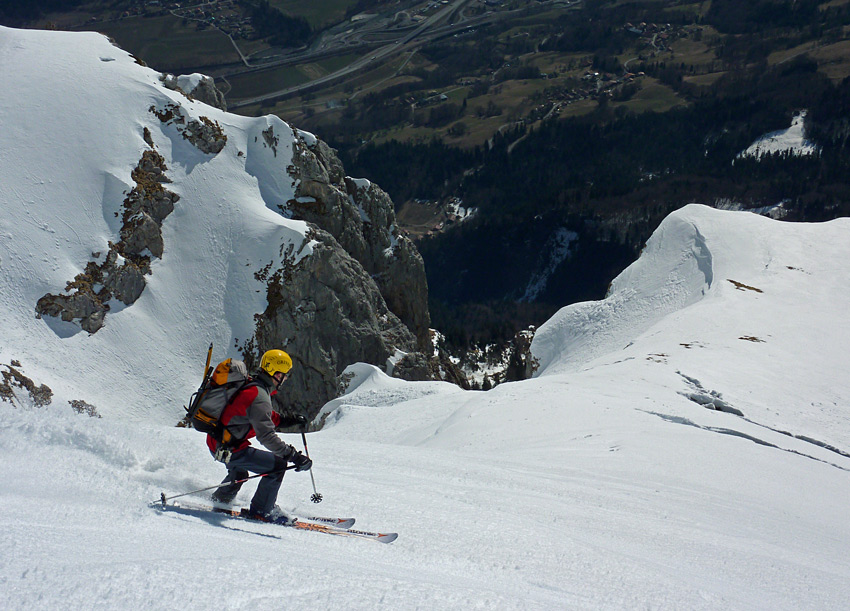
[161,72,228,111]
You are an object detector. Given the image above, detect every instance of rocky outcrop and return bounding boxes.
[161,73,227,111]
[36,147,177,333]
[503,327,539,382]
[227,125,443,415]
[392,349,470,389]
[2,360,97,416]
[149,102,227,154]
[244,228,419,413]
[1,360,53,407]
[122,149,179,258]
[286,134,432,351]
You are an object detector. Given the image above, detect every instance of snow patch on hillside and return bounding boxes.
[520,227,578,301]
[738,110,820,159]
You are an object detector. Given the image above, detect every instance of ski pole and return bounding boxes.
[301,429,323,503]
[154,465,297,507]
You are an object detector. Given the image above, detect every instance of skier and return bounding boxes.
[208,348,312,522]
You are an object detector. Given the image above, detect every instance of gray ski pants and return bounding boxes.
[210,447,286,515]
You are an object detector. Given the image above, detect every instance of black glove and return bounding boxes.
[277,412,308,429]
[289,451,312,472]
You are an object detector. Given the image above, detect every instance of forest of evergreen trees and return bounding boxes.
[243,0,312,49]
[0,0,84,23]
[338,57,850,348]
[706,0,820,35]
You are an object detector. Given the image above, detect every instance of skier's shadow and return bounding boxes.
[156,505,283,540]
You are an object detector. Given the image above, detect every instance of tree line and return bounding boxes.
[0,0,85,23]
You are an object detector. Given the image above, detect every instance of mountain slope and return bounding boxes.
[0,25,429,418]
[0,26,315,419]
[1,27,850,610]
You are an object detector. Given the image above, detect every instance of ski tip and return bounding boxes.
[378,533,398,544]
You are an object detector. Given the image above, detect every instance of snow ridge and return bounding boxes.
[532,205,719,375]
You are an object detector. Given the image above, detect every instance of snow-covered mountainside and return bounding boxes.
[2,27,850,611]
[0,26,427,419]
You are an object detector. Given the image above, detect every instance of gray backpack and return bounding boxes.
[186,358,254,443]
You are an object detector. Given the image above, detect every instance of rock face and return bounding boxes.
[229,123,438,416]
[216,124,440,415]
[286,135,432,352]
[36,148,178,333]
[229,125,440,414]
[245,228,419,413]
[186,77,227,111]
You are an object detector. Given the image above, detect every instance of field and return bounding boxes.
[683,71,726,87]
[224,53,361,101]
[93,15,239,72]
[225,65,310,99]
[614,77,687,114]
[270,0,358,29]
[769,38,850,82]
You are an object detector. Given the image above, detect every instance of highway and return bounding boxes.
[227,0,578,108]
[229,0,479,108]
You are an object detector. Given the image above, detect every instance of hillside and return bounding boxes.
[8,1,850,353]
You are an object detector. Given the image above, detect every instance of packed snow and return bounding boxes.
[1,26,850,610]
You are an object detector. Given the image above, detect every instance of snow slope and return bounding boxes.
[2,27,850,610]
[0,26,314,421]
[533,205,850,451]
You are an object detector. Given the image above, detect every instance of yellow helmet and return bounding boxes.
[260,349,292,377]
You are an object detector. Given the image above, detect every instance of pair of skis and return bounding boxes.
[153,498,398,544]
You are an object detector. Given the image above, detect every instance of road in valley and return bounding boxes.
[227,0,579,108]
[228,0,478,108]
